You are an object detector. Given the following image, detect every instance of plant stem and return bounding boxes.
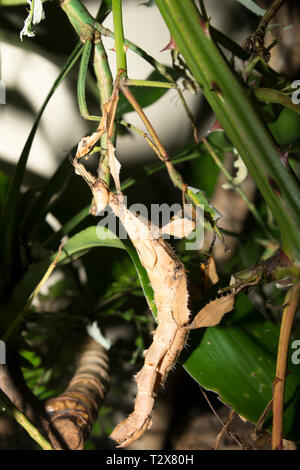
[203,138,273,238]
[60,0,115,182]
[95,20,280,82]
[112,0,127,74]
[0,391,53,450]
[155,0,300,262]
[253,88,300,116]
[124,78,175,88]
[272,281,300,450]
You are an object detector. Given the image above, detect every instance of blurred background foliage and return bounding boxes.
[1,0,300,450]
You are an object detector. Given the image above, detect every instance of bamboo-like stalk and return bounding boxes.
[155,0,300,262]
[112,0,127,74]
[272,281,300,449]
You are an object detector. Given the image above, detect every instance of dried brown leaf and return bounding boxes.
[107,140,121,193]
[188,292,235,329]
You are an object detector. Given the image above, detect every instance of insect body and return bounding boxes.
[73,160,191,447]
[73,158,235,447]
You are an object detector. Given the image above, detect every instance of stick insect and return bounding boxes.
[72,152,235,447]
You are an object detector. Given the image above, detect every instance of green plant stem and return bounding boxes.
[124,78,174,88]
[112,0,127,74]
[93,39,113,110]
[253,88,300,115]
[272,281,300,450]
[0,391,53,450]
[155,0,300,262]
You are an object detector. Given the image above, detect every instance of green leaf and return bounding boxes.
[116,70,170,117]
[0,42,83,280]
[234,0,266,16]
[7,225,155,329]
[183,293,300,442]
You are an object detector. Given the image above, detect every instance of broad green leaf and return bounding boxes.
[58,226,124,263]
[183,293,300,442]
[6,226,155,331]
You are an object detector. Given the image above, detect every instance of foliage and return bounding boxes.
[0,0,300,450]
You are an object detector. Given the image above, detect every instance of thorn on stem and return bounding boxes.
[160,37,177,52]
